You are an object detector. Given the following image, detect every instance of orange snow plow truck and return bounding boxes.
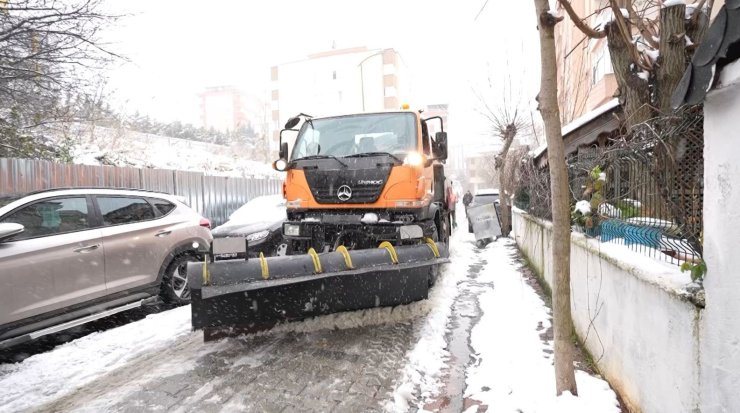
[188,108,452,340]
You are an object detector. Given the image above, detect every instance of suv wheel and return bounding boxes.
[161,254,198,304]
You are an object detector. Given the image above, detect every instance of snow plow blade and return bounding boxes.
[188,241,449,341]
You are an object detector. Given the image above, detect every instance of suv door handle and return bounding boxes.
[155,230,172,237]
[73,244,100,253]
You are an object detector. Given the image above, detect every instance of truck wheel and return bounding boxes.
[429,218,448,287]
[438,215,450,245]
[161,254,198,305]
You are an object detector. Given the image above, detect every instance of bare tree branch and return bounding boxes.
[626,0,659,48]
[558,0,606,39]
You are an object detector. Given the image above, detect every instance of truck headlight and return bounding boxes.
[246,230,270,242]
[403,152,425,167]
[283,224,301,237]
[286,199,304,209]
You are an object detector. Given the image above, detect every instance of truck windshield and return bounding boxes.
[291,113,417,160]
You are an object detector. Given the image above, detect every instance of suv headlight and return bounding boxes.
[283,224,301,237]
[246,230,270,242]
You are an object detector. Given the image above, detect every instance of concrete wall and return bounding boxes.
[513,209,701,413]
[700,60,740,413]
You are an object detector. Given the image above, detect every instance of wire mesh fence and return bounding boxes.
[514,157,552,221]
[567,109,704,265]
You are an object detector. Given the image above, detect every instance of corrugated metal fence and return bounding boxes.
[0,158,282,227]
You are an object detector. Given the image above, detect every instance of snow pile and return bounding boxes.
[663,0,686,7]
[575,200,592,215]
[622,198,642,208]
[387,227,474,412]
[265,299,433,336]
[598,203,622,218]
[0,306,194,412]
[463,239,621,413]
[595,237,692,290]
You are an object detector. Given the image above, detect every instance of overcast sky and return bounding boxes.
[102,0,541,144]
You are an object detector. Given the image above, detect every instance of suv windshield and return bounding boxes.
[291,112,417,160]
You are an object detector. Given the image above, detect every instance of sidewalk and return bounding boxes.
[396,233,623,412]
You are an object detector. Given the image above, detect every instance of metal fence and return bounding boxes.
[566,113,704,265]
[0,158,282,227]
[515,110,704,266]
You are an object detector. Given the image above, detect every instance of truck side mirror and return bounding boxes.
[433,131,448,160]
[279,142,289,160]
[274,142,289,171]
[285,117,300,129]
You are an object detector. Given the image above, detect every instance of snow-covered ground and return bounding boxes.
[463,239,621,413]
[0,306,194,412]
[65,124,279,178]
[0,226,621,413]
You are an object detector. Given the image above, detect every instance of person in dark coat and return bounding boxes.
[462,190,473,218]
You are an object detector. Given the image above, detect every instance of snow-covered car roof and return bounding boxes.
[221,194,286,227]
[475,189,499,196]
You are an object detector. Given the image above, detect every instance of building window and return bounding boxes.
[592,47,613,85]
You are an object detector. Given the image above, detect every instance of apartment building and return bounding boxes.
[198,86,250,133]
[269,46,409,150]
[554,0,618,124]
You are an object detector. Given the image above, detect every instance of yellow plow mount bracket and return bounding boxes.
[259,252,270,279]
[424,237,440,258]
[336,245,354,269]
[307,248,323,274]
[202,255,210,285]
[378,241,399,264]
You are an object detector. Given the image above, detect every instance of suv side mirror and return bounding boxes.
[433,131,448,160]
[0,223,24,243]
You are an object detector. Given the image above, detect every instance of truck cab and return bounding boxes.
[273,109,450,253]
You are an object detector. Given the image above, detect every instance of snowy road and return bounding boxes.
[0,227,622,413]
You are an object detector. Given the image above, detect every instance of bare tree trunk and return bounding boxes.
[500,169,512,236]
[657,4,686,115]
[497,128,516,236]
[534,0,578,396]
[606,23,651,129]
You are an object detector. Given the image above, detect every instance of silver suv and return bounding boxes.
[0,188,212,348]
